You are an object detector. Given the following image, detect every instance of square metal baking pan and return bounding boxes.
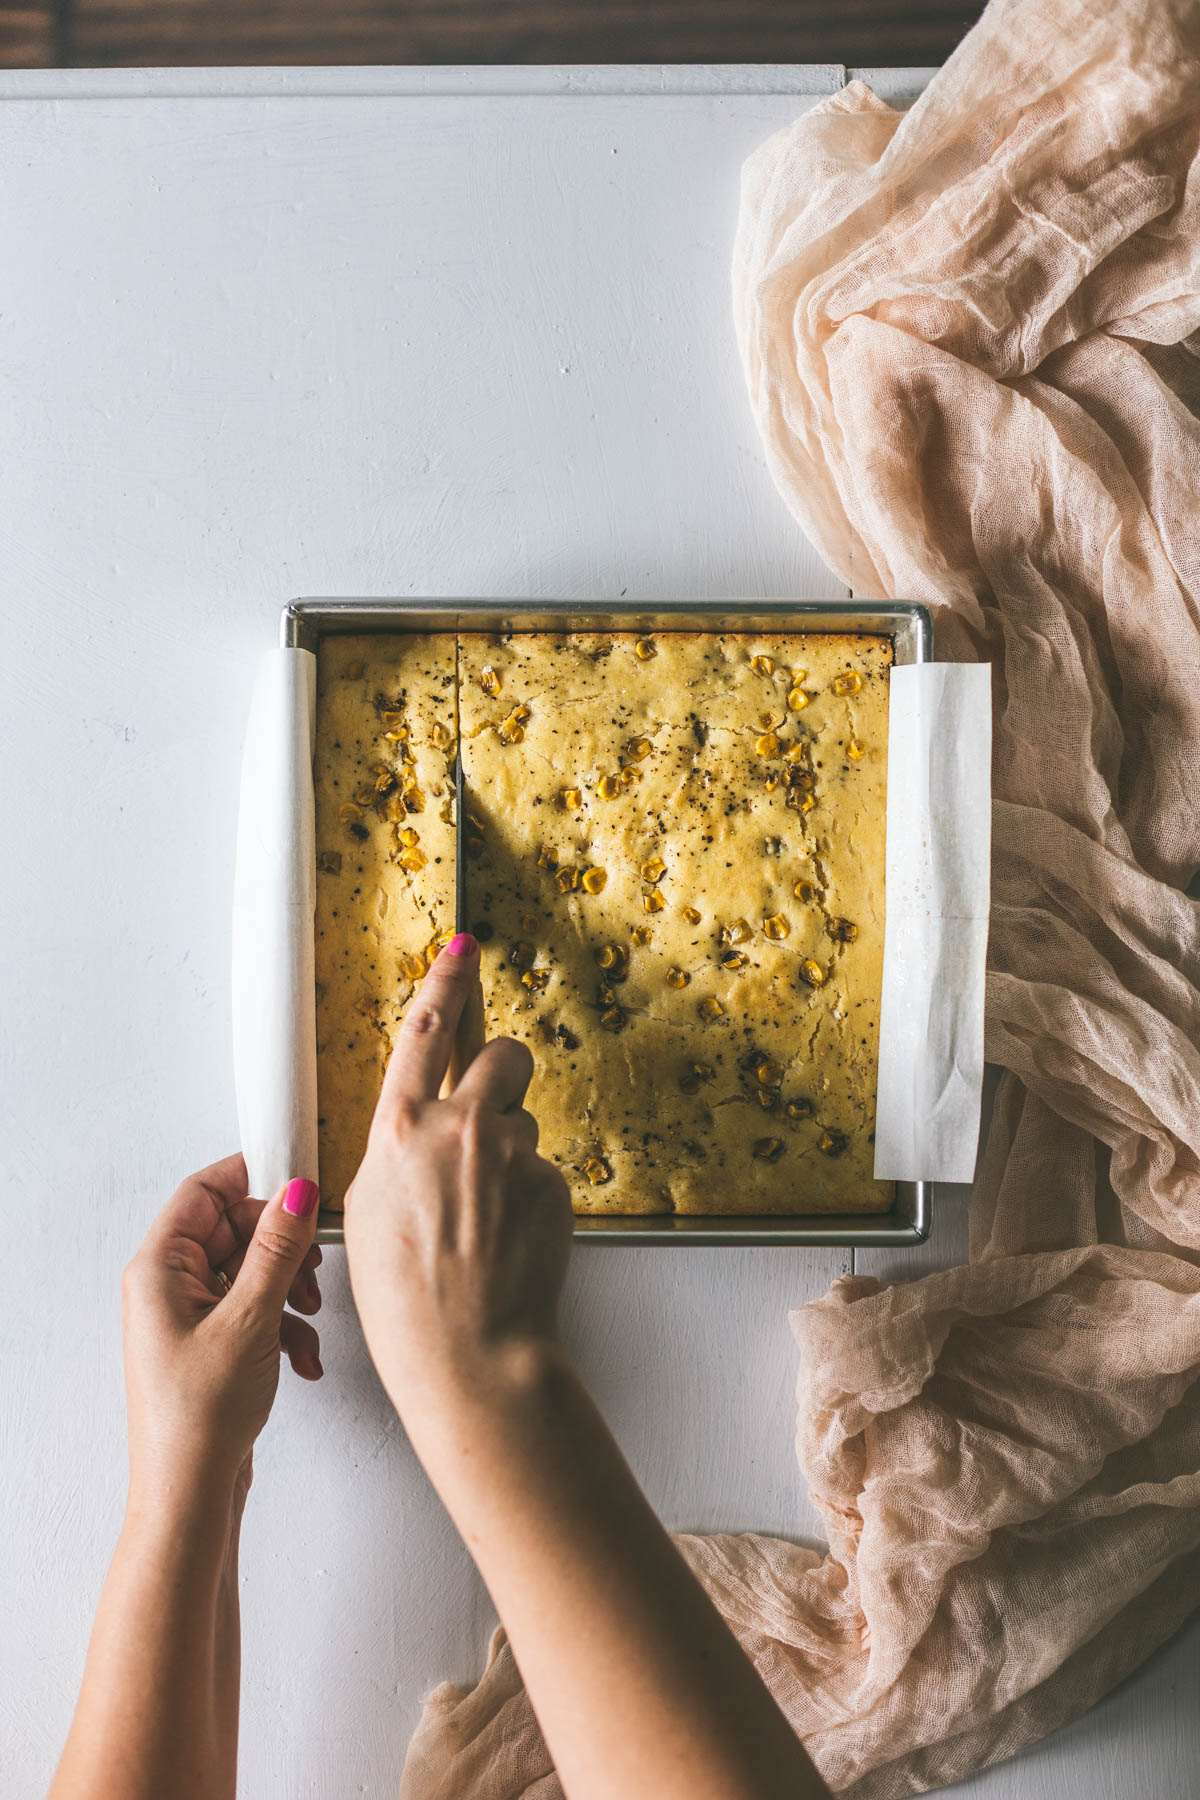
[284,597,933,1249]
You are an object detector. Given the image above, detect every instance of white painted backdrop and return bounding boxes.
[1,63,1195,1800]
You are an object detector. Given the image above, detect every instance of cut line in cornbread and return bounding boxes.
[313,629,893,1215]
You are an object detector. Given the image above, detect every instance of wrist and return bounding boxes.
[392,1333,575,1477]
[126,1447,244,1557]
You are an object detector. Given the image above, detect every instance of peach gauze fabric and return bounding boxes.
[400,3,1200,1794]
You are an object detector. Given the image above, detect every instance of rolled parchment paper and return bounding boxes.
[874,662,991,1184]
[231,646,991,1199]
[232,648,318,1202]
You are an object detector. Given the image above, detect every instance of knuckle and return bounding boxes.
[407,1002,448,1039]
[253,1224,298,1266]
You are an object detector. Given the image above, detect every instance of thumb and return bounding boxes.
[230,1177,320,1318]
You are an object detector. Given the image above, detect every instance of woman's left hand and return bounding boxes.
[121,1153,324,1501]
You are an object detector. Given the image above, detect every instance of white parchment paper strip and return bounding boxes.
[232,648,319,1202]
[874,662,992,1184]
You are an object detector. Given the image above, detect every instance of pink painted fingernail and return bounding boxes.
[447,933,477,957]
[283,1178,319,1218]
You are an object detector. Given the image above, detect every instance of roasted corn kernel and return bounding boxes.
[793,880,815,903]
[498,721,525,746]
[536,845,558,870]
[556,867,580,893]
[581,866,608,894]
[433,928,455,947]
[799,959,826,988]
[752,1138,784,1161]
[599,1006,626,1032]
[385,794,408,822]
[828,918,858,943]
[597,774,622,801]
[383,726,408,743]
[756,1059,783,1087]
[755,732,781,758]
[353,786,375,808]
[625,736,653,761]
[751,654,775,676]
[521,968,550,992]
[398,950,426,980]
[630,925,652,947]
[317,849,342,874]
[620,766,639,786]
[665,965,690,989]
[381,710,404,731]
[762,913,790,941]
[429,721,452,749]
[399,847,427,873]
[720,919,752,946]
[756,1089,778,1111]
[559,787,583,810]
[847,738,865,760]
[784,742,809,764]
[698,997,724,1022]
[508,941,536,970]
[642,889,666,914]
[634,638,657,660]
[720,950,748,971]
[817,1129,846,1155]
[596,943,629,975]
[786,1098,813,1120]
[787,687,809,712]
[640,855,667,883]
[399,827,420,848]
[682,906,702,926]
[337,802,363,824]
[480,665,501,697]
[832,671,863,696]
[584,1156,612,1185]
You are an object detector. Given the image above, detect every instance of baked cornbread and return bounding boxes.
[313,629,892,1214]
[313,634,457,1205]
[458,632,892,1214]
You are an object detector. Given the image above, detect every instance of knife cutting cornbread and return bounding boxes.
[314,629,892,1214]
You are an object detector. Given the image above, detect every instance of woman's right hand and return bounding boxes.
[343,934,573,1440]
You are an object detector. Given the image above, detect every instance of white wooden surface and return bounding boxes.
[1,63,1195,1800]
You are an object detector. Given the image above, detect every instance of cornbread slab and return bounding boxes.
[314,629,893,1215]
[458,632,892,1214]
[313,635,458,1205]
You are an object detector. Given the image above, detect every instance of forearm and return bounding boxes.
[50,1467,242,1800]
[402,1347,830,1800]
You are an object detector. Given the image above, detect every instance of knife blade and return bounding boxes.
[448,750,486,1088]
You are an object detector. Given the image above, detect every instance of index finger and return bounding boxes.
[143,1151,250,1268]
[377,933,480,1113]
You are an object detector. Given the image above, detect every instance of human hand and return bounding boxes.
[121,1154,324,1502]
[344,936,573,1441]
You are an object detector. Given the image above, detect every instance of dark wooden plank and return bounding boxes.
[66,0,984,70]
[0,1,55,63]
